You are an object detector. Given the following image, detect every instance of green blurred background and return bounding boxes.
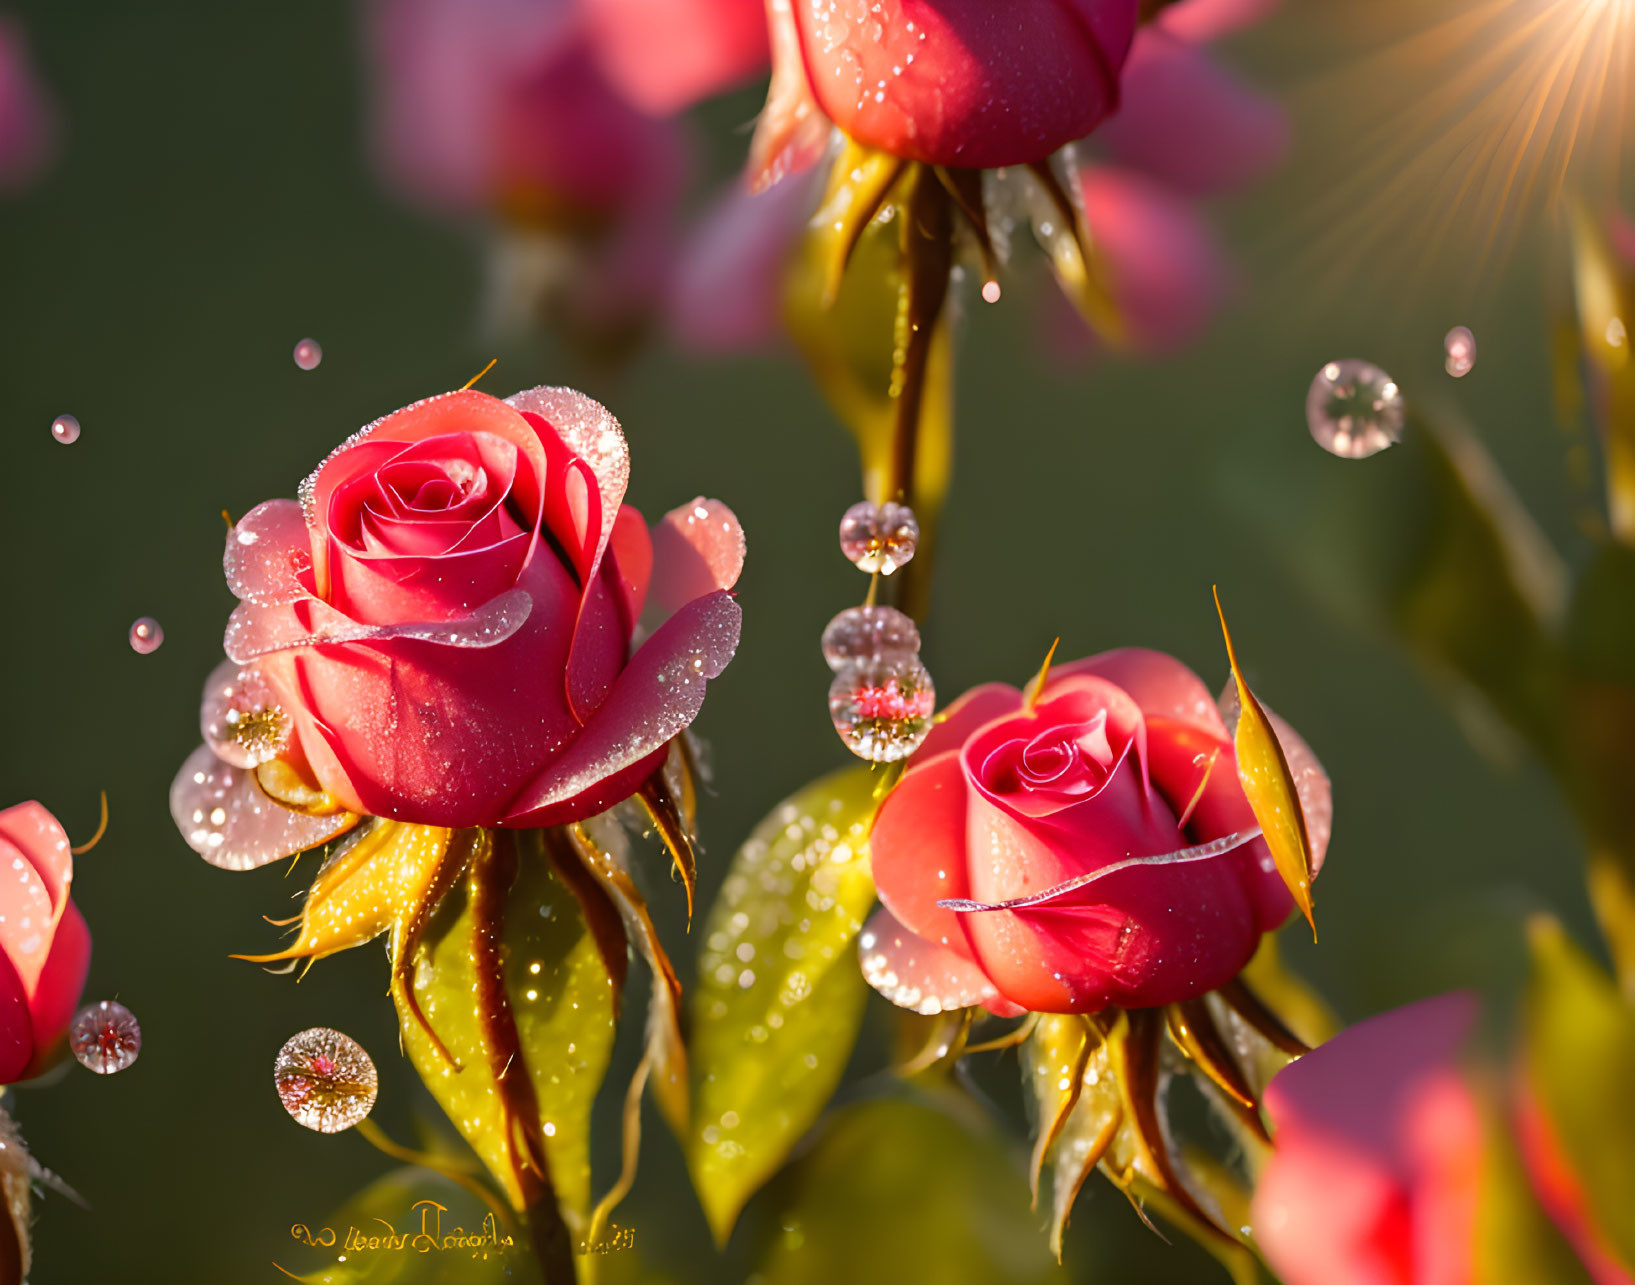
[0,1,1609,1281]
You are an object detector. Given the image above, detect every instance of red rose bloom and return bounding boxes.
[0,803,91,1082]
[174,386,744,856]
[860,648,1330,1015]
[752,0,1140,183]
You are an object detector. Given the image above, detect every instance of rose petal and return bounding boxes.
[0,802,71,916]
[870,750,975,958]
[224,499,313,606]
[917,683,1024,760]
[0,947,33,1083]
[1099,31,1288,195]
[857,905,1022,1018]
[650,497,746,617]
[223,587,533,665]
[0,813,67,996]
[503,590,741,825]
[1054,647,1226,737]
[580,0,769,114]
[747,0,833,191]
[170,744,355,871]
[1157,0,1281,42]
[606,505,653,627]
[505,385,630,589]
[26,898,88,1065]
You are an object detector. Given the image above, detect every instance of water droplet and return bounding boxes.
[292,338,323,371]
[50,414,80,445]
[829,654,936,762]
[838,500,919,575]
[821,605,921,672]
[1443,326,1476,377]
[69,1000,141,1074]
[128,617,164,654]
[200,659,290,768]
[981,279,1002,304]
[274,1027,377,1133]
[1306,359,1404,459]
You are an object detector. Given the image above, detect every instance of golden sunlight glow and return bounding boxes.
[1269,0,1635,303]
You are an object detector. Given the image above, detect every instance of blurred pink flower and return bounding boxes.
[1253,993,1485,1285]
[0,18,56,195]
[1054,0,1288,353]
[361,0,768,341]
[0,804,91,1083]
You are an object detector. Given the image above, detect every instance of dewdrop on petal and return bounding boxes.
[829,654,936,763]
[274,1027,378,1133]
[1306,359,1404,459]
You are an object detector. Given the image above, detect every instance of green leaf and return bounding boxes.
[757,1095,1065,1285]
[687,765,881,1244]
[1520,917,1635,1275]
[273,1168,520,1285]
[397,833,617,1231]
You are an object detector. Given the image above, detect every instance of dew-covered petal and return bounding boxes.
[170,744,356,871]
[0,823,64,997]
[858,905,1022,1018]
[199,658,291,769]
[0,802,72,915]
[224,499,314,606]
[869,750,973,956]
[916,683,1023,760]
[30,900,89,1067]
[503,590,740,825]
[505,385,630,587]
[223,588,532,665]
[650,497,746,617]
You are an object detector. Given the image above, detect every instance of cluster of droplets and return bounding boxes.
[1305,358,1405,459]
[200,659,290,767]
[68,1000,141,1075]
[822,605,934,762]
[274,1027,378,1133]
[838,500,919,575]
[128,617,164,654]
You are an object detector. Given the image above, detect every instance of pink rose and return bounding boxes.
[1253,994,1487,1285]
[860,648,1330,1016]
[0,804,91,1082]
[751,0,1140,184]
[174,386,743,850]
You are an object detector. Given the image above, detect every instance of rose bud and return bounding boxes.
[173,386,745,852]
[860,647,1329,1016]
[752,0,1141,183]
[0,804,91,1082]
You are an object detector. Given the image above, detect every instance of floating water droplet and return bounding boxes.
[1306,359,1404,459]
[128,617,164,654]
[829,654,936,762]
[200,659,290,768]
[981,279,1002,304]
[838,501,919,575]
[292,338,323,371]
[821,605,921,672]
[1443,326,1476,377]
[274,1027,377,1133]
[49,414,80,445]
[69,1000,141,1074]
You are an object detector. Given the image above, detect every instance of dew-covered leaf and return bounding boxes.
[756,1095,1064,1285]
[687,765,880,1245]
[1519,917,1635,1275]
[398,835,617,1232]
[1214,589,1317,935]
